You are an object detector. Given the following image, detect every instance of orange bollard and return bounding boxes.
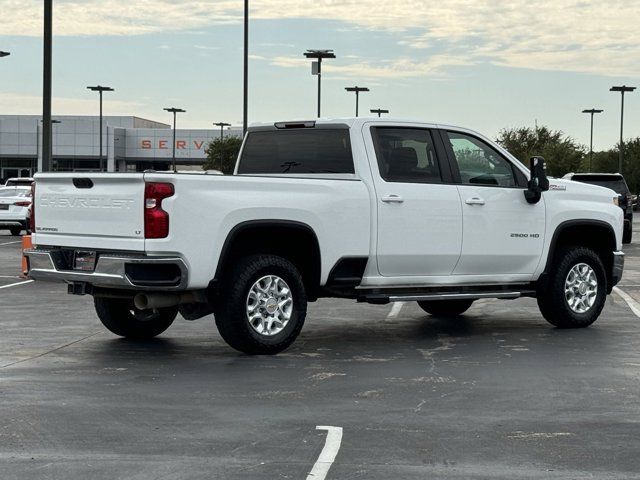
[21,234,32,277]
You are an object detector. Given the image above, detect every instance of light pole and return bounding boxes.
[304,49,336,118]
[87,85,114,171]
[39,119,60,171]
[582,109,603,172]
[164,107,186,172]
[345,86,369,117]
[243,0,248,136]
[370,108,389,117]
[0,51,10,58]
[214,122,231,171]
[610,85,636,173]
[42,0,53,173]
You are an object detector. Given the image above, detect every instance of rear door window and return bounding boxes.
[238,129,354,174]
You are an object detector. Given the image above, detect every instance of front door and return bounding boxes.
[442,130,545,276]
[367,125,462,277]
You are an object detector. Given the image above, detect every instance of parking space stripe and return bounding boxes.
[0,280,33,290]
[306,426,343,480]
[386,301,404,320]
[0,240,21,246]
[613,287,640,318]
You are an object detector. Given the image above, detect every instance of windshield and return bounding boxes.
[0,187,31,198]
[572,176,627,194]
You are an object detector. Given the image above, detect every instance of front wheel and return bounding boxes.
[214,254,307,355]
[537,247,606,328]
[418,299,474,317]
[623,222,632,244]
[94,297,177,339]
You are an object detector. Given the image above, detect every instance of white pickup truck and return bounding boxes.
[26,118,625,354]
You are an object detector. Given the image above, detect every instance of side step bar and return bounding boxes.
[360,291,536,305]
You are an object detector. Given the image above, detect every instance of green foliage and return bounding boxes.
[203,136,243,174]
[592,138,640,194]
[496,125,586,178]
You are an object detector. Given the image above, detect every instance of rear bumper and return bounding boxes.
[25,248,188,291]
[611,251,624,288]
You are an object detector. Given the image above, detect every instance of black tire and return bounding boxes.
[214,254,307,355]
[9,226,22,236]
[94,297,177,339]
[537,246,606,328]
[623,223,632,244]
[417,299,474,317]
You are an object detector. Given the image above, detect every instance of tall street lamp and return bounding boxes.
[581,109,603,172]
[243,0,248,136]
[304,49,336,118]
[214,122,231,171]
[164,107,186,172]
[42,0,53,172]
[345,86,369,117]
[0,51,10,58]
[370,108,389,117]
[610,85,636,173]
[39,119,61,171]
[87,85,115,171]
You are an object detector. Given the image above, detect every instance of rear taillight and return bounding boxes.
[14,201,31,207]
[28,182,35,232]
[144,182,174,239]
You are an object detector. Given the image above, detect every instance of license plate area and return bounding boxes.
[73,251,97,271]
[0,204,9,210]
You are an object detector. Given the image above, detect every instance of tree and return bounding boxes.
[592,138,640,193]
[496,125,586,178]
[203,137,243,174]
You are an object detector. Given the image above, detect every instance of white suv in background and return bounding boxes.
[0,186,32,236]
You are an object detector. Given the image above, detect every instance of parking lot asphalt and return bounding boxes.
[2,227,640,480]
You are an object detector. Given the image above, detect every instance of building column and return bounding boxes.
[107,126,115,172]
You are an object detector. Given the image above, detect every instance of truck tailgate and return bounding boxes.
[33,173,146,251]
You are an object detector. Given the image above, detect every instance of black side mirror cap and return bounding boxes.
[524,156,549,204]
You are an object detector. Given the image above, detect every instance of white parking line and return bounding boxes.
[386,301,404,320]
[613,287,640,318]
[0,280,33,290]
[0,240,21,246]
[306,426,343,480]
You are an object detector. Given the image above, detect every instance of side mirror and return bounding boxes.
[524,156,549,204]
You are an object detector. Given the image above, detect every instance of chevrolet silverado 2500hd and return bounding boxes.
[26,118,625,354]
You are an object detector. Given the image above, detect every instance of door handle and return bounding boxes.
[465,197,485,205]
[381,195,404,204]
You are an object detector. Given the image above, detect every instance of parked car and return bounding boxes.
[0,186,32,236]
[563,173,633,244]
[4,177,35,187]
[632,194,638,211]
[26,118,624,354]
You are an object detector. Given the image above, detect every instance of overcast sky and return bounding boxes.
[0,0,639,150]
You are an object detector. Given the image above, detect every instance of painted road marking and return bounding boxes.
[613,287,640,318]
[306,426,343,480]
[386,301,404,320]
[0,280,33,290]
[0,240,21,246]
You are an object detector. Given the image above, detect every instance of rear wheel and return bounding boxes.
[9,226,22,236]
[94,297,177,339]
[417,299,474,317]
[537,246,606,328]
[214,254,307,355]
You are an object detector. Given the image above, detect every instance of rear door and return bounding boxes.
[366,125,462,277]
[34,173,146,251]
[441,129,545,275]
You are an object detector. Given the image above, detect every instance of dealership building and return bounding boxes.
[0,115,243,182]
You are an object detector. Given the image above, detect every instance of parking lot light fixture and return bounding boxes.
[214,122,232,171]
[304,49,336,118]
[87,85,115,172]
[345,86,370,117]
[610,85,636,173]
[581,109,604,172]
[164,107,186,173]
[370,108,389,117]
[0,51,10,58]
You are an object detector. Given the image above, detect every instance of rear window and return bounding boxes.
[572,175,628,194]
[238,129,354,174]
[0,187,30,198]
